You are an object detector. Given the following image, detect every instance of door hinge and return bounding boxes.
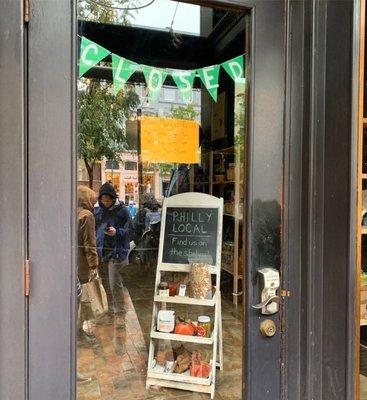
[280,289,291,298]
[24,260,30,296]
[24,0,30,23]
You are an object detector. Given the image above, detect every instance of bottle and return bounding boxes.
[158,282,169,297]
[197,316,211,338]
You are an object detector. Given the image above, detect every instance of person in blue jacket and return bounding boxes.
[95,182,133,328]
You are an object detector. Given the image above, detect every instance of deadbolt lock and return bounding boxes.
[260,319,276,337]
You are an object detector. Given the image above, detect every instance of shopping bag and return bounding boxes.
[81,275,108,319]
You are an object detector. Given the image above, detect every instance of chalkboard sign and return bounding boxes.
[162,207,219,265]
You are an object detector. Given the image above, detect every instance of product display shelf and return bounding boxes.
[154,294,216,306]
[146,193,224,399]
[209,145,244,305]
[150,330,215,344]
[147,363,213,386]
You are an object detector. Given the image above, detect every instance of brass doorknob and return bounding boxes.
[260,319,276,337]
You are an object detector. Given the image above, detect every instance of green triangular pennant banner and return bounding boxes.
[171,70,196,103]
[142,65,168,101]
[197,65,220,102]
[79,37,111,78]
[221,55,245,83]
[112,54,139,95]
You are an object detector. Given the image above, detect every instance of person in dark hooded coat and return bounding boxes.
[94,182,133,328]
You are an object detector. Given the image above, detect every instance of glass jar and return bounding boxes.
[197,315,211,338]
[158,282,169,297]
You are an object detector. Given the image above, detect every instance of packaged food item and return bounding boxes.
[156,348,174,366]
[190,351,211,378]
[189,262,212,299]
[168,282,177,296]
[197,316,211,338]
[157,310,175,333]
[164,360,174,373]
[178,284,186,296]
[158,282,169,297]
[173,349,192,374]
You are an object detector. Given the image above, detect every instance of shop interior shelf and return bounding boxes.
[363,174,367,179]
[212,181,236,185]
[362,227,367,235]
[223,213,243,221]
[150,330,214,345]
[154,295,216,306]
[147,364,212,386]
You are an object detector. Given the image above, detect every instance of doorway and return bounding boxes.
[22,1,289,399]
[76,2,247,398]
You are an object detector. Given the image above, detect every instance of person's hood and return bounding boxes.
[77,186,96,212]
[98,182,117,201]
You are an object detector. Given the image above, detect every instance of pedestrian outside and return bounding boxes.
[95,182,133,328]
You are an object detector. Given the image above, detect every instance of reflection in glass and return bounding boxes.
[76,1,248,398]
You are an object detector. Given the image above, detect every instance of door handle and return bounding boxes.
[252,295,281,310]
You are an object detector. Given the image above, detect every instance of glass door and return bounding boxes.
[26,1,288,399]
[76,2,247,398]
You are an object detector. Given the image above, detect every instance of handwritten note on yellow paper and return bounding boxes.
[141,116,199,164]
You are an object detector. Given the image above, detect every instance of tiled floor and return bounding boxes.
[77,265,243,400]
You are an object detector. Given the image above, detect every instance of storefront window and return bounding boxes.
[77,2,247,399]
[125,161,137,171]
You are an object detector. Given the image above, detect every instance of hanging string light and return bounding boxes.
[168,2,183,49]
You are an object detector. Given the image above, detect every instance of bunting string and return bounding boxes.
[78,36,245,103]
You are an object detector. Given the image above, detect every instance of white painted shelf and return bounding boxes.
[154,295,216,306]
[147,364,212,386]
[150,330,214,344]
[146,193,224,399]
[158,264,217,274]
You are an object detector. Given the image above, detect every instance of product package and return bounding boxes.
[189,262,212,299]
[157,310,175,333]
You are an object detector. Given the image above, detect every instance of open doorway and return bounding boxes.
[76,1,248,399]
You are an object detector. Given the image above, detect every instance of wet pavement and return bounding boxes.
[77,265,242,400]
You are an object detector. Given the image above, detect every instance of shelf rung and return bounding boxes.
[154,295,216,306]
[151,331,214,344]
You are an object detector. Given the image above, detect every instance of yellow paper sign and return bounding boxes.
[141,116,199,164]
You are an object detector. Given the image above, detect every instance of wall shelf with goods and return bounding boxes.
[210,145,244,306]
[187,147,244,305]
[186,148,245,305]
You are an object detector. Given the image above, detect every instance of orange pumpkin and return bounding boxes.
[174,321,196,336]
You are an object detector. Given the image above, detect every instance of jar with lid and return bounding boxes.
[158,282,169,297]
[197,315,211,338]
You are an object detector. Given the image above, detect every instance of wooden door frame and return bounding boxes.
[24,0,358,399]
[0,1,27,399]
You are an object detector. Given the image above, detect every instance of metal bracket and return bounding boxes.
[24,259,30,296]
[24,0,30,23]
